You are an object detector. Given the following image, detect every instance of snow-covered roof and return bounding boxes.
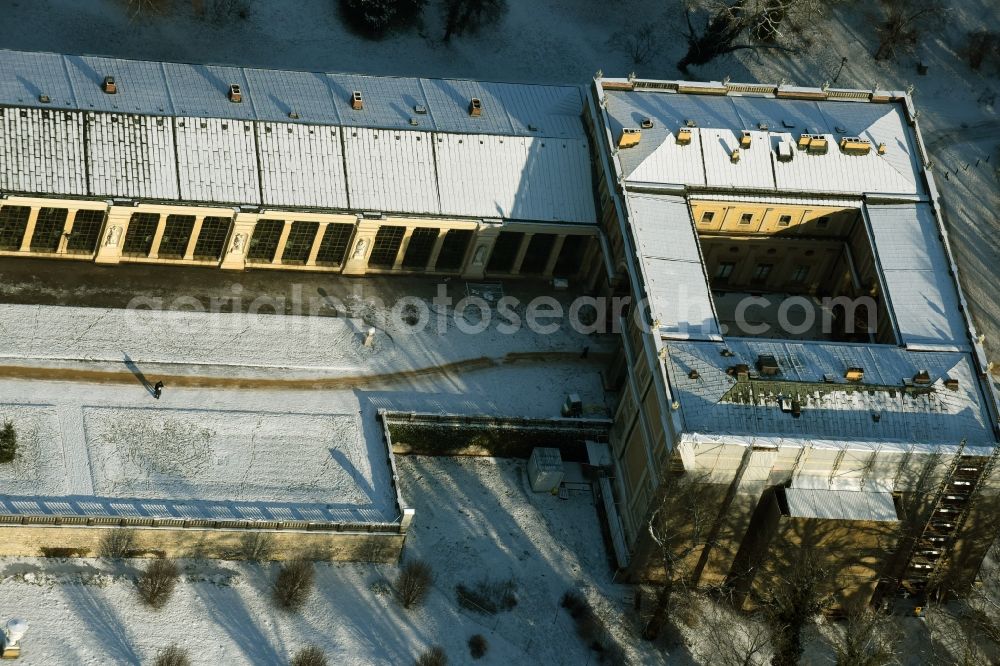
[626,193,721,341]
[603,87,924,198]
[865,202,968,351]
[665,339,997,446]
[783,487,898,522]
[0,49,595,223]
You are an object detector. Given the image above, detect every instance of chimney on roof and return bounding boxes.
[102,76,117,94]
[640,117,654,129]
[944,377,960,391]
[676,127,692,145]
[740,130,752,148]
[845,367,864,382]
[618,128,641,149]
[228,84,242,103]
[351,91,363,110]
[469,97,482,116]
[913,370,932,385]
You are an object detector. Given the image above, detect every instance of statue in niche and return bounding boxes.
[352,238,368,260]
[104,225,122,247]
[229,233,246,255]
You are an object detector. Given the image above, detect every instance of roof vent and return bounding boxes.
[798,134,828,153]
[839,136,872,155]
[413,104,427,114]
[756,354,780,376]
[913,370,932,385]
[845,367,864,382]
[228,84,242,103]
[740,130,752,148]
[102,76,117,94]
[640,117,654,129]
[781,119,795,128]
[720,348,734,357]
[351,91,363,110]
[688,369,700,380]
[409,117,419,126]
[676,127,693,145]
[38,94,51,104]
[469,97,482,116]
[729,364,750,381]
[758,122,769,131]
[288,110,299,119]
[618,128,642,149]
[684,118,697,128]
[730,147,741,163]
[944,377,960,391]
[823,373,835,383]
[776,142,794,162]
[877,142,887,155]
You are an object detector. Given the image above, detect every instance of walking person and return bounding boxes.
[153,381,164,400]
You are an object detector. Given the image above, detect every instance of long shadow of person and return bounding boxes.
[122,353,155,397]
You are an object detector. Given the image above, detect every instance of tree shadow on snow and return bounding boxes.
[63,582,142,665]
[194,583,283,665]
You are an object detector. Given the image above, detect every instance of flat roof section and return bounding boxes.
[626,194,721,341]
[865,202,969,351]
[666,338,997,446]
[604,88,924,197]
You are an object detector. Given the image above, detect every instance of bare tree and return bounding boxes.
[762,548,831,666]
[873,0,947,61]
[835,607,902,666]
[122,0,172,19]
[441,0,508,42]
[608,25,663,65]
[677,0,827,74]
[699,595,773,666]
[641,472,719,640]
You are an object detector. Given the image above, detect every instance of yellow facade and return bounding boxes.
[0,196,600,282]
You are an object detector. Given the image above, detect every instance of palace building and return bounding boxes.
[1,49,998,604]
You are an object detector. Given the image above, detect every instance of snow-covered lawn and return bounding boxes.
[0,456,666,666]
[0,381,398,523]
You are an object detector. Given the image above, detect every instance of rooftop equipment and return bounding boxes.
[527,447,564,493]
[839,136,872,155]
[618,128,641,149]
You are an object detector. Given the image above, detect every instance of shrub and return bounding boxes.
[273,560,315,611]
[99,528,136,559]
[468,634,488,659]
[455,578,517,614]
[397,559,433,609]
[239,532,274,562]
[290,645,327,666]
[340,0,427,39]
[154,645,190,666]
[560,589,588,619]
[0,421,16,463]
[138,559,179,609]
[415,645,447,666]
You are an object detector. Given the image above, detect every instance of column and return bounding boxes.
[146,215,167,259]
[305,222,330,267]
[56,209,76,254]
[424,230,448,272]
[17,207,40,253]
[541,234,567,278]
[460,222,501,280]
[271,220,293,265]
[341,217,380,276]
[219,213,258,271]
[93,206,134,265]
[182,215,206,261]
[391,226,416,271]
[509,232,534,276]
